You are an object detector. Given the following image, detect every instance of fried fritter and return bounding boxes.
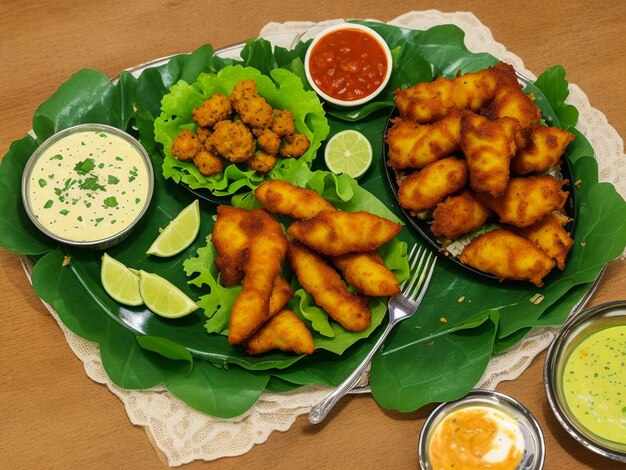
[430,190,493,240]
[246,309,314,355]
[477,175,569,228]
[397,156,468,213]
[247,150,277,174]
[385,111,462,170]
[271,109,296,137]
[197,126,212,144]
[517,213,573,270]
[192,93,232,128]
[331,251,400,297]
[288,241,371,332]
[287,210,403,256]
[279,133,310,158]
[212,205,251,286]
[483,84,541,146]
[235,95,274,129]
[458,228,555,287]
[229,79,258,103]
[460,111,522,197]
[170,129,202,161]
[268,275,294,318]
[254,179,336,219]
[208,120,255,163]
[193,148,224,176]
[253,128,281,155]
[511,125,575,175]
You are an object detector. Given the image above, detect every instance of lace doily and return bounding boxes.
[28,10,626,466]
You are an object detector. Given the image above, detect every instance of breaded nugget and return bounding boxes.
[397,157,468,213]
[511,125,575,175]
[430,190,493,240]
[517,213,573,270]
[331,251,400,297]
[193,148,224,176]
[170,129,202,161]
[279,133,310,158]
[385,111,462,170]
[477,175,569,228]
[288,241,371,332]
[287,210,402,256]
[247,150,277,174]
[458,228,555,287]
[268,276,294,318]
[271,109,296,137]
[246,309,314,355]
[253,128,281,155]
[483,84,541,146]
[235,95,274,129]
[197,126,212,144]
[208,120,255,163]
[229,79,258,103]
[192,93,232,128]
[254,179,336,219]
[460,111,522,197]
[228,209,288,344]
[212,205,251,286]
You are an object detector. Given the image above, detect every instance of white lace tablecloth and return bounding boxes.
[33,10,626,466]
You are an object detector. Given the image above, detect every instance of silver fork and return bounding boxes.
[308,245,437,424]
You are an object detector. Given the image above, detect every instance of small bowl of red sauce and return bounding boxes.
[304,23,393,108]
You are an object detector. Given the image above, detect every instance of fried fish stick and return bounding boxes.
[246,309,315,355]
[458,228,555,287]
[287,210,403,257]
[430,190,493,240]
[212,205,251,286]
[397,157,468,213]
[254,180,336,219]
[268,275,294,318]
[460,111,522,197]
[477,175,569,228]
[385,111,462,170]
[483,84,542,145]
[288,241,371,331]
[511,126,575,175]
[331,251,400,297]
[517,213,573,270]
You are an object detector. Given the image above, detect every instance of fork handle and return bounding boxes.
[309,321,394,424]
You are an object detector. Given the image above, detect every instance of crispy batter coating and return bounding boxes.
[192,93,232,128]
[212,205,251,286]
[287,210,403,256]
[193,148,224,176]
[271,109,296,137]
[459,228,555,287]
[279,133,310,158]
[197,126,212,144]
[460,111,522,197]
[170,129,202,161]
[246,309,314,355]
[430,190,493,240]
[209,120,255,163]
[247,150,277,174]
[397,157,468,213]
[483,84,541,146]
[477,175,569,228]
[235,95,274,129]
[385,111,462,170]
[253,128,281,155]
[254,179,336,219]
[511,125,575,175]
[229,79,258,103]
[288,241,371,332]
[331,251,400,297]
[517,213,573,270]
[268,276,294,318]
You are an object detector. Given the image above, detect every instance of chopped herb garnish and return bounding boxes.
[59,209,70,216]
[108,175,120,185]
[98,163,105,169]
[115,156,123,161]
[74,158,96,175]
[95,217,104,225]
[77,216,83,222]
[79,176,105,192]
[103,196,118,208]
[135,197,141,204]
[50,154,63,160]
[129,166,138,182]
[111,220,117,224]
[38,179,47,188]
[99,133,107,138]
[44,200,54,209]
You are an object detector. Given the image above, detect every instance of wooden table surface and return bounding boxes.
[1,1,625,468]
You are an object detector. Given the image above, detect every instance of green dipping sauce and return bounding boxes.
[562,325,626,444]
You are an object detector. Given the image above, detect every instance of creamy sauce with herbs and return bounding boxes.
[563,325,626,444]
[27,130,150,242]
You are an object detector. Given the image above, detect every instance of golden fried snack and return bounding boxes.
[331,251,400,297]
[192,93,232,128]
[483,84,541,145]
[288,241,371,331]
[170,129,202,161]
[385,111,462,170]
[279,133,310,158]
[271,109,296,137]
[511,125,575,175]
[268,276,294,318]
[254,179,336,219]
[397,157,468,213]
[517,213,573,270]
[235,95,274,129]
[430,190,493,240]
[228,209,288,345]
[246,309,315,355]
[458,228,555,287]
[460,111,522,197]
[247,151,277,174]
[208,120,255,163]
[229,79,258,103]
[197,126,212,144]
[193,148,224,176]
[477,175,569,228]
[287,210,403,256]
[253,128,281,155]
[212,205,251,286]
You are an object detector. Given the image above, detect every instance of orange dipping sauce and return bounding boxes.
[307,28,389,102]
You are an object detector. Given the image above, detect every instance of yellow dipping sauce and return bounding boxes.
[26,129,151,243]
[428,405,524,470]
[562,325,626,444]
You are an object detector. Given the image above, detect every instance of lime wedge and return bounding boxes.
[138,270,198,318]
[324,130,373,178]
[100,253,143,306]
[146,199,200,257]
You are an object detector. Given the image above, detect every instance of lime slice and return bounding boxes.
[324,130,373,178]
[146,199,200,257]
[100,253,143,306]
[138,270,198,318]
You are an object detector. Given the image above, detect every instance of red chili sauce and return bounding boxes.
[308,28,388,101]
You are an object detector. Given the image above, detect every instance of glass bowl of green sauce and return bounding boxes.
[545,300,626,463]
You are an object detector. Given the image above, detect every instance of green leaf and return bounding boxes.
[533,65,579,129]
[136,335,194,374]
